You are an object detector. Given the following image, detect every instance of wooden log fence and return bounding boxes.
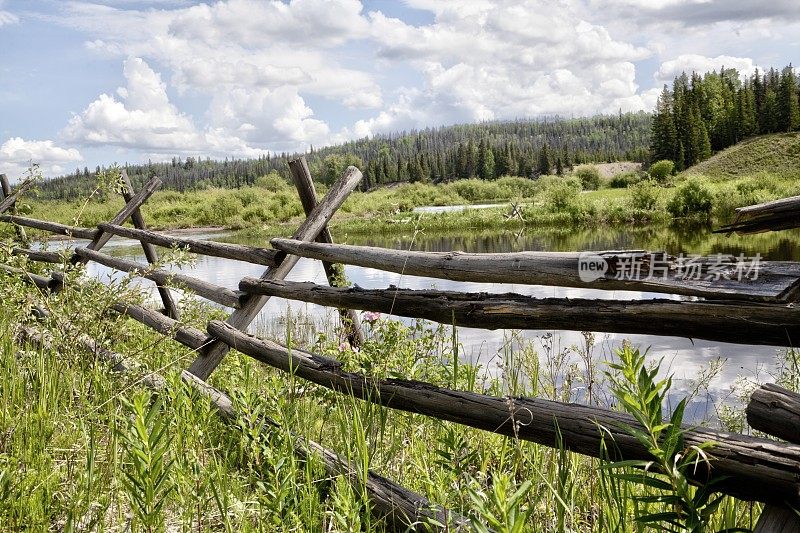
[269,238,800,302]
[238,278,800,346]
[4,162,800,530]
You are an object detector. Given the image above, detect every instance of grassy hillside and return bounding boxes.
[682,132,800,180]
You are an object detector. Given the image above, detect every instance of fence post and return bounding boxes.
[0,178,33,214]
[119,170,180,320]
[288,157,364,347]
[0,174,29,244]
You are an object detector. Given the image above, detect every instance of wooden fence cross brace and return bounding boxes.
[288,157,364,347]
[187,166,363,380]
[50,176,163,293]
[0,178,33,214]
[119,170,180,320]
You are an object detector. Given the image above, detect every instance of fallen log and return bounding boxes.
[715,195,800,234]
[270,239,800,302]
[208,319,800,506]
[239,279,800,347]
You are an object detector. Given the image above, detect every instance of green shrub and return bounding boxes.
[648,160,675,183]
[574,166,601,190]
[609,171,643,188]
[667,180,713,218]
[254,172,290,192]
[543,177,582,211]
[629,180,660,211]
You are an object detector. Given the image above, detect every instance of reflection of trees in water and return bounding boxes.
[344,225,800,261]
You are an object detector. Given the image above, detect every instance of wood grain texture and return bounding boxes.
[0,178,32,214]
[288,157,364,347]
[76,247,245,309]
[748,383,800,444]
[239,278,800,346]
[120,170,179,319]
[97,223,278,266]
[270,239,800,302]
[0,214,97,239]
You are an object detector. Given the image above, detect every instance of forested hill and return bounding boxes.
[39,113,651,200]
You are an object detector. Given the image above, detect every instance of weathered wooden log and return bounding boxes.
[270,239,800,302]
[747,383,800,444]
[12,248,63,264]
[716,195,800,234]
[188,166,363,380]
[97,223,278,266]
[240,279,800,347]
[121,170,179,320]
[753,504,800,532]
[0,263,55,290]
[208,319,800,506]
[0,214,98,239]
[0,178,32,214]
[1,174,28,243]
[76,247,245,309]
[288,157,364,347]
[111,301,208,350]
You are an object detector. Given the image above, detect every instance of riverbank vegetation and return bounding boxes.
[19,131,799,240]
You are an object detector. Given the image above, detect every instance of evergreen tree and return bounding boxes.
[650,85,678,162]
[778,65,800,132]
[537,144,551,176]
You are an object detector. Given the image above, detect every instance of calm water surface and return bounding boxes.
[74,223,800,418]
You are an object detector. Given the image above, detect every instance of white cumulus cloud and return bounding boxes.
[0,137,83,180]
[63,57,265,158]
[655,54,760,83]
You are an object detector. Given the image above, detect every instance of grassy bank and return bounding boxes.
[18,165,797,243]
[0,240,789,530]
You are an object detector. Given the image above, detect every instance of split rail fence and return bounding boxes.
[2,162,800,531]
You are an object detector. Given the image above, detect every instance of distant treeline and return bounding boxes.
[651,64,800,170]
[38,113,651,200]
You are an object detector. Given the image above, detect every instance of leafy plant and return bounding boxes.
[603,346,724,533]
[467,472,534,533]
[118,390,175,532]
[629,179,660,211]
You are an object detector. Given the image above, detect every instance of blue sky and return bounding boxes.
[0,0,798,181]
